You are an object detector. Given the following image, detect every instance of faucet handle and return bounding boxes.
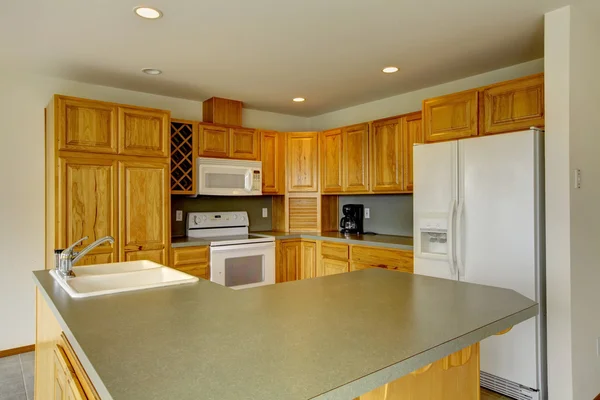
[62,236,88,256]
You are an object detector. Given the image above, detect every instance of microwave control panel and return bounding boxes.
[252,170,261,191]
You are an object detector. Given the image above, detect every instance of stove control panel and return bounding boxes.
[187,211,249,229]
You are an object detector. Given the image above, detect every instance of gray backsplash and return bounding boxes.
[339,195,413,237]
[171,196,272,236]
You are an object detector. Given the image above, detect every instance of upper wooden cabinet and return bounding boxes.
[119,160,169,264]
[261,131,285,195]
[321,129,343,193]
[170,119,197,195]
[482,73,545,135]
[370,117,403,192]
[199,124,229,158]
[287,132,319,192]
[402,113,423,191]
[202,97,243,126]
[343,123,369,193]
[56,96,117,154]
[118,107,170,158]
[230,127,259,160]
[423,89,479,143]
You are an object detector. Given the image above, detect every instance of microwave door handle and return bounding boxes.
[244,170,252,192]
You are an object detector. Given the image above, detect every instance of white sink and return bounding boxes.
[50,261,199,298]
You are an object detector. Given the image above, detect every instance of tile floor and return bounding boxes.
[481,387,514,400]
[0,352,34,400]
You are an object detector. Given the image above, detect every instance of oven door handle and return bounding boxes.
[210,242,275,252]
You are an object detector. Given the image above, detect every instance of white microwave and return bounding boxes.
[196,157,262,196]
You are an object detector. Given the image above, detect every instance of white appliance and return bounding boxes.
[187,211,275,290]
[196,157,262,196]
[413,129,546,400]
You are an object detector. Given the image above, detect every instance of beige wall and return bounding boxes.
[308,59,544,130]
[0,70,306,351]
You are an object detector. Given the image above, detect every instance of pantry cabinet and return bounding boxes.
[260,131,285,194]
[287,132,319,192]
[423,89,479,143]
[321,129,343,193]
[370,117,403,192]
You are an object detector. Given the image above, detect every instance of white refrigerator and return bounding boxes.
[413,129,546,400]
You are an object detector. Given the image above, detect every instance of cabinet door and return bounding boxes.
[58,156,117,262]
[66,376,86,400]
[199,124,229,158]
[370,118,403,192]
[261,131,285,194]
[343,123,369,192]
[287,132,319,192]
[321,129,343,193]
[119,161,169,263]
[56,96,117,154]
[230,127,259,160]
[300,241,317,280]
[402,113,422,192]
[53,347,68,400]
[319,258,349,277]
[423,90,479,142]
[482,74,544,135]
[277,240,301,282]
[171,246,210,279]
[118,107,169,157]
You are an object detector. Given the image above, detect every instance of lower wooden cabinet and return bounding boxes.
[300,241,317,280]
[351,246,414,273]
[276,240,317,282]
[170,246,210,280]
[320,258,349,276]
[53,345,86,400]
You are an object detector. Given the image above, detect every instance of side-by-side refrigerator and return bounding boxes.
[413,129,546,400]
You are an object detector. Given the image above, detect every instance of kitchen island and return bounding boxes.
[33,268,537,400]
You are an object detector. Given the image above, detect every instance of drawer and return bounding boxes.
[174,263,210,280]
[351,246,413,273]
[351,261,411,273]
[171,246,209,266]
[321,242,349,261]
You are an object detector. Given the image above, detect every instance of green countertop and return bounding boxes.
[172,232,414,250]
[33,269,537,400]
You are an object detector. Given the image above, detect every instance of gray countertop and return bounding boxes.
[172,232,414,250]
[34,269,537,400]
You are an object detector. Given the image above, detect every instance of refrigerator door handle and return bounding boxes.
[447,200,457,278]
[456,200,465,279]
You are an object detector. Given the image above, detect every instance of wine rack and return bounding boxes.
[170,120,196,194]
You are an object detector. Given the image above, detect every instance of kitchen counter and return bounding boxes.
[34,268,537,400]
[172,232,414,250]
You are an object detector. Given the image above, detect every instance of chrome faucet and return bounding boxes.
[57,236,115,278]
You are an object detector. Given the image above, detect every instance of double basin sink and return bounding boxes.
[50,261,199,298]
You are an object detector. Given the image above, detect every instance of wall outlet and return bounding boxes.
[175,210,183,222]
[262,208,268,218]
[365,208,370,219]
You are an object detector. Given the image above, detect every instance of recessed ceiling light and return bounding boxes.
[293,97,305,102]
[142,68,162,75]
[382,66,399,74]
[134,6,163,19]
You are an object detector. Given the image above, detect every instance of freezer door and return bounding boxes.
[413,140,458,280]
[459,130,540,390]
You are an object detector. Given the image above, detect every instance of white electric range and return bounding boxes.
[187,212,275,289]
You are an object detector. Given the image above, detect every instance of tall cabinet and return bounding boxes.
[46,95,171,268]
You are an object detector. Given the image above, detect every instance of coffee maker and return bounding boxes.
[340,204,364,234]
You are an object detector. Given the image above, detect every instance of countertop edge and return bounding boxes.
[33,272,114,400]
[312,303,539,400]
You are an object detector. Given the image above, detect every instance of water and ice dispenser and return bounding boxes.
[416,214,449,259]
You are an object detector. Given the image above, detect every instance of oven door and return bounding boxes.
[210,242,275,289]
[198,163,261,196]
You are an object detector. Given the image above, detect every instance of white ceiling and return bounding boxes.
[0,0,574,116]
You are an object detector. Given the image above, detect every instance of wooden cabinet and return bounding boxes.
[300,240,317,279]
[56,96,117,154]
[199,124,229,158]
[320,258,349,276]
[343,123,369,193]
[351,246,413,273]
[402,113,422,191]
[321,129,343,193]
[57,156,117,262]
[170,246,210,279]
[119,161,169,264]
[261,131,285,194]
[318,241,349,277]
[482,73,544,135]
[287,132,319,192]
[423,89,479,143]
[118,107,169,157]
[230,127,259,160]
[53,345,86,400]
[202,97,243,126]
[277,240,301,282]
[170,119,197,195]
[370,117,403,192]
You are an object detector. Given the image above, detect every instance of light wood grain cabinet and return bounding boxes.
[343,123,369,193]
[370,117,403,192]
[170,246,210,279]
[287,132,319,192]
[202,97,243,126]
[482,73,544,135]
[321,129,343,193]
[320,258,349,276]
[53,345,86,400]
[423,89,479,143]
[118,107,169,158]
[260,131,285,194]
[170,119,197,195]
[402,113,423,191]
[277,240,301,282]
[230,127,259,160]
[300,241,317,280]
[351,246,414,273]
[119,161,169,264]
[56,96,117,154]
[199,124,229,158]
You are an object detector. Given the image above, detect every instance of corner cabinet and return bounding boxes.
[423,89,479,143]
[276,240,317,282]
[287,132,319,192]
[261,131,285,195]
